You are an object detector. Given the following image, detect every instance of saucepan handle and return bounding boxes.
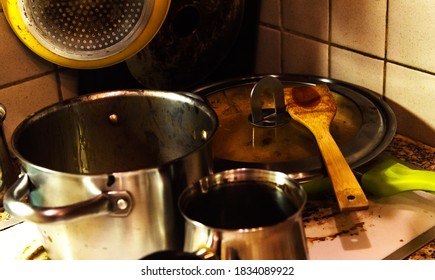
[3,173,133,224]
[141,247,217,260]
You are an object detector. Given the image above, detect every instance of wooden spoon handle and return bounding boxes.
[314,130,369,211]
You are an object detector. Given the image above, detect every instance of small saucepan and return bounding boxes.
[143,168,308,260]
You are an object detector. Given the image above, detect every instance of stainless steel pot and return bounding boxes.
[3,90,218,259]
[143,168,308,260]
[179,168,308,260]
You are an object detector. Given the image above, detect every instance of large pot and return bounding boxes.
[3,90,218,259]
[193,74,397,181]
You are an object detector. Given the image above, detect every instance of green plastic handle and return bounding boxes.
[301,156,435,198]
[361,156,435,197]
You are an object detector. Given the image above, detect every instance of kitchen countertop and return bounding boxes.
[0,133,434,260]
[300,133,435,260]
[383,134,435,260]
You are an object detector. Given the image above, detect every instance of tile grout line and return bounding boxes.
[277,27,435,77]
[0,70,56,90]
[54,66,63,101]
[382,0,390,99]
[279,0,284,73]
[328,0,332,78]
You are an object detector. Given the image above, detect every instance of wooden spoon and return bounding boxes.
[284,84,369,212]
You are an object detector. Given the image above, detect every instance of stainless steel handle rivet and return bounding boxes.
[116,199,129,211]
[201,130,208,141]
[109,114,119,124]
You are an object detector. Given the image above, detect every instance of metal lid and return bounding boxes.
[193,75,397,181]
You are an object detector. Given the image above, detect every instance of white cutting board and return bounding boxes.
[305,191,435,259]
[0,221,41,260]
[1,191,434,260]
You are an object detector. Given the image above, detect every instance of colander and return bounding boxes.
[1,0,170,69]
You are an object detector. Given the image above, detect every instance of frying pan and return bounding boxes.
[1,0,170,69]
[126,0,245,91]
[193,74,397,181]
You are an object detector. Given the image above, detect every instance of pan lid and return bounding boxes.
[193,75,397,181]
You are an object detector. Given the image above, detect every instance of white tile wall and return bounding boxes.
[283,34,329,76]
[0,76,60,146]
[255,25,282,74]
[388,0,435,72]
[330,47,384,94]
[0,11,78,148]
[256,0,435,147]
[331,0,387,58]
[282,0,329,41]
[259,0,281,27]
[385,63,435,144]
[0,13,54,86]
[0,1,434,147]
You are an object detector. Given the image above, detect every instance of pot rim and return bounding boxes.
[178,168,307,232]
[11,89,219,177]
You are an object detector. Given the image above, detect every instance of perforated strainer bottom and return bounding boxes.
[19,0,153,59]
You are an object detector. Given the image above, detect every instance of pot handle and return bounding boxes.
[3,174,133,224]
